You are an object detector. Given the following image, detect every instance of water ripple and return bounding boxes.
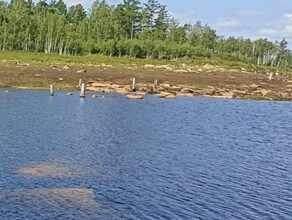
[1,90,292,219]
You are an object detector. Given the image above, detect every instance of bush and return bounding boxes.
[186,46,212,58]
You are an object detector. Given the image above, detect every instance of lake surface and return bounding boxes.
[1,89,292,220]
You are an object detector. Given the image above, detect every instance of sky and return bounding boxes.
[17,0,292,46]
[63,0,292,46]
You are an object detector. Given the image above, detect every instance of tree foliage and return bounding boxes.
[0,0,291,67]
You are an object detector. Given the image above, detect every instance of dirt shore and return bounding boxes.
[0,61,291,101]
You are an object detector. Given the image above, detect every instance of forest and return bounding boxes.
[0,0,291,68]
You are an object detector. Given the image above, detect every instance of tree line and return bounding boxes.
[0,0,291,68]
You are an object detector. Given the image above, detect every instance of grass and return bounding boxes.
[0,50,291,75]
[242,95,271,101]
[241,95,285,101]
[0,51,174,66]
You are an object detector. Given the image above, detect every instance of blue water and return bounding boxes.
[1,89,292,219]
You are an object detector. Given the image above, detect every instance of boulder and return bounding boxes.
[177,93,194,98]
[124,85,132,92]
[15,60,29,66]
[164,66,174,71]
[239,84,249,89]
[138,87,149,92]
[144,64,155,68]
[66,92,73,96]
[230,69,241,73]
[249,84,261,89]
[265,90,275,97]
[18,162,81,178]
[86,87,100,92]
[126,95,144,100]
[135,91,148,96]
[164,94,176,99]
[160,83,172,88]
[91,94,98,98]
[207,86,215,90]
[154,92,171,98]
[101,88,114,93]
[91,82,111,87]
[258,89,268,96]
[180,88,195,94]
[174,69,188,73]
[51,65,60,70]
[202,64,214,70]
[77,69,87,73]
[63,65,70,70]
[278,92,290,99]
[1,188,100,211]
[200,88,215,96]
[185,93,194,97]
[100,63,113,68]
[233,90,246,95]
[220,92,234,99]
[110,84,120,89]
[211,95,233,99]
[58,78,64,82]
[116,88,129,94]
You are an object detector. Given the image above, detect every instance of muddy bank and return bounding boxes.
[0,61,291,101]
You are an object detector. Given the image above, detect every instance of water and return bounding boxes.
[1,89,292,220]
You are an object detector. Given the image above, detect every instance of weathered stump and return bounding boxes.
[132,78,136,91]
[154,79,158,91]
[50,84,54,96]
[80,83,86,98]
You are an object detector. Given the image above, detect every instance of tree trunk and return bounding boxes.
[131,19,134,40]
[59,40,63,55]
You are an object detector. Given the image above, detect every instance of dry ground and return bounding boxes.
[0,62,290,100]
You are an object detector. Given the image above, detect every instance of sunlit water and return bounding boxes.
[1,89,292,219]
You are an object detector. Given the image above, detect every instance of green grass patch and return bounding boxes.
[0,50,291,75]
[242,95,274,101]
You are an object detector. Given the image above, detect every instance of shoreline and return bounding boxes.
[1,84,290,102]
[1,58,292,102]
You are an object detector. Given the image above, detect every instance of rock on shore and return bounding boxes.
[126,95,144,99]
[85,79,292,101]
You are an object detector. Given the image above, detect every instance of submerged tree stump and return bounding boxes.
[50,84,54,96]
[154,79,158,91]
[132,78,136,91]
[80,83,86,98]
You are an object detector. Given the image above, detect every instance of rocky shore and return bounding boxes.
[1,60,292,101]
[86,78,292,101]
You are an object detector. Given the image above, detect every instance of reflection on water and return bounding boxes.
[1,89,292,219]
